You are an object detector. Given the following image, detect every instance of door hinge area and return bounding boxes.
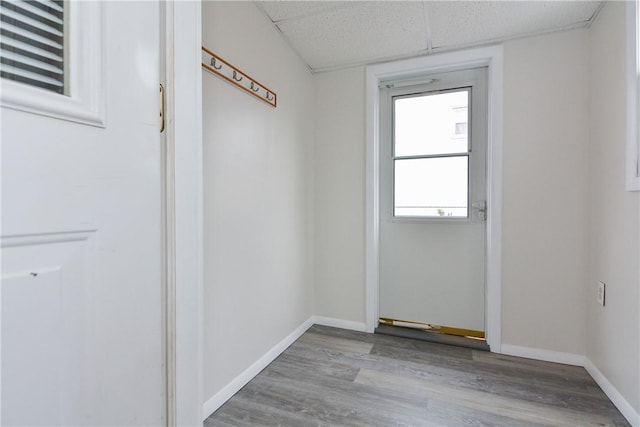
[160,83,165,133]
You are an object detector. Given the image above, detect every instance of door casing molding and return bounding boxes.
[365,45,504,352]
[166,1,204,425]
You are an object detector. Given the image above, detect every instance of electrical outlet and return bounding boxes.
[597,281,606,306]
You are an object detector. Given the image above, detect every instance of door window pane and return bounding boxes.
[394,90,469,157]
[0,0,66,94]
[394,156,468,218]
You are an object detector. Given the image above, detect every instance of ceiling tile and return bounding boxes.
[259,1,353,22]
[275,1,428,70]
[428,1,601,48]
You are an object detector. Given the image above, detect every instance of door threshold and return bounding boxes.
[374,324,490,351]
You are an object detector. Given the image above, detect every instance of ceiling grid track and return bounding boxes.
[422,1,433,54]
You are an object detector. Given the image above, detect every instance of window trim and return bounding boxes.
[0,1,105,127]
[626,0,640,191]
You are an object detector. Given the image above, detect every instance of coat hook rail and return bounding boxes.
[201,46,277,108]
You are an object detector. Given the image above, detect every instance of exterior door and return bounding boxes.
[379,67,488,335]
[1,1,165,425]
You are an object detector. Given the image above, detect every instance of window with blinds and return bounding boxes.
[0,0,66,95]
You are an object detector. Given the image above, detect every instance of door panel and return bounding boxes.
[379,222,485,330]
[1,2,164,425]
[379,68,487,333]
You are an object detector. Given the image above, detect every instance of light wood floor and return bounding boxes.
[205,325,630,426]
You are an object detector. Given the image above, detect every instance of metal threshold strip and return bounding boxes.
[376,318,490,351]
[378,317,485,339]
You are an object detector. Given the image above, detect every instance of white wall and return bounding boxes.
[313,68,367,323]
[501,30,590,356]
[201,0,314,405]
[587,1,640,415]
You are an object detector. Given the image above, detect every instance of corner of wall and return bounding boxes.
[585,0,640,421]
[202,317,315,421]
[584,359,640,427]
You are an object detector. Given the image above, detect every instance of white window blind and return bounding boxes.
[0,0,65,94]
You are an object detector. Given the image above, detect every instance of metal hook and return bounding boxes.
[232,70,243,82]
[210,57,222,70]
[250,81,260,92]
[265,91,274,102]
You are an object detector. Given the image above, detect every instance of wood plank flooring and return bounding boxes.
[205,325,630,426]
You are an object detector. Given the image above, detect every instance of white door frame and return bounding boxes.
[365,45,504,352]
[166,1,204,425]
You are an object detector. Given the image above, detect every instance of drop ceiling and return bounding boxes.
[255,1,604,73]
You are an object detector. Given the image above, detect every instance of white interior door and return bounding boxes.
[1,1,165,425]
[379,67,488,334]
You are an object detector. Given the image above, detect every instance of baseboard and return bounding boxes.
[201,315,367,420]
[501,344,585,366]
[311,315,367,332]
[502,346,639,426]
[201,316,315,421]
[584,359,640,427]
